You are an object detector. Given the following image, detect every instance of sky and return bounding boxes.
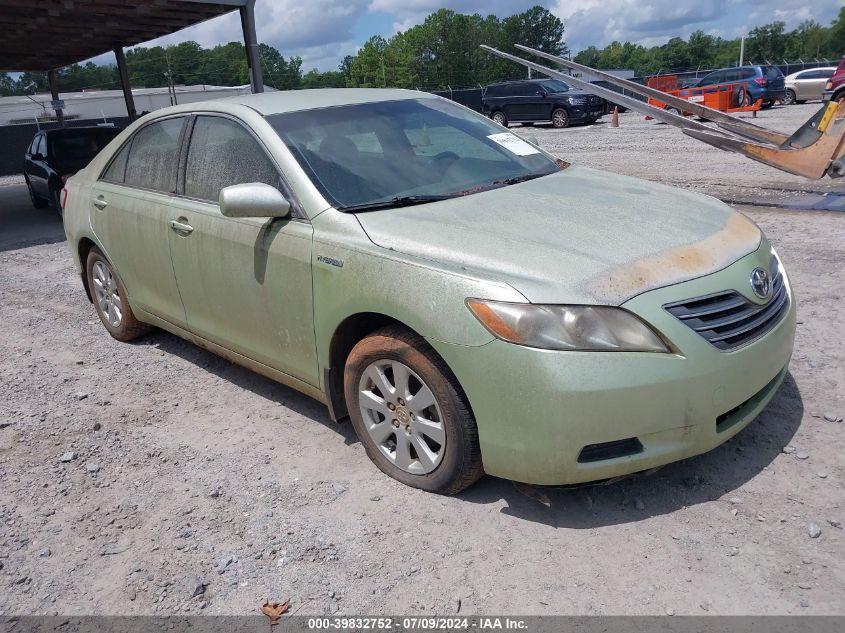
[114,0,845,72]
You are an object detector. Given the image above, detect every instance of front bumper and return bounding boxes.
[429,243,796,485]
[569,105,604,121]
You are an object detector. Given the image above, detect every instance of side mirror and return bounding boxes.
[219,183,290,219]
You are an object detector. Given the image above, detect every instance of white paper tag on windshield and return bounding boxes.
[487,132,540,156]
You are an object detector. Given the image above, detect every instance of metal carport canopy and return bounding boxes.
[0,0,264,121]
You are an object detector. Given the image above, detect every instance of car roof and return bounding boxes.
[216,88,435,116]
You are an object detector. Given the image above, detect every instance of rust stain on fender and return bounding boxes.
[588,213,761,303]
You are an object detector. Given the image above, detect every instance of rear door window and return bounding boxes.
[124,117,184,193]
[184,115,280,203]
[36,135,47,157]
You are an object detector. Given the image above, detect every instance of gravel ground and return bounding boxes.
[1,103,844,617]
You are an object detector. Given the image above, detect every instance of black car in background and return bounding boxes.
[482,79,605,128]
[24,126,122,214]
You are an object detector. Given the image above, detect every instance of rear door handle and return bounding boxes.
[93,197,108,210]
[170,219,194,235]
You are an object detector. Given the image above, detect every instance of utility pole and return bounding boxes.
[165,51,178,105]
[739,37,745,66]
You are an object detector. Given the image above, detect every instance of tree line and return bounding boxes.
[575,10,845,76]
[1,6,843,97]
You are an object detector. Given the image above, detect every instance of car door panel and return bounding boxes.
[167,114,319,385]
[90,116,188,328]
[167,203,318,384]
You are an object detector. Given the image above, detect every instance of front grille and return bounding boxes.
[664,256,789,352]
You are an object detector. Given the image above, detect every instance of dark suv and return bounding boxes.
[24,126,121,214]
[691,65,786,108]
[823,56,845,102]
[482,79,604,128]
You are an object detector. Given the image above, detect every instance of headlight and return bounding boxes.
[567,96,586,105]
[466,300,670,352]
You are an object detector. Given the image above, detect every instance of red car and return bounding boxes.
[823,56,845,102]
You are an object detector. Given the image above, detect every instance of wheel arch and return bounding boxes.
[325,312,466,423]
[77,237,98,302]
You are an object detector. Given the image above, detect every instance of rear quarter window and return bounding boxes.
[123,118,184,193]
[764,66,783,79]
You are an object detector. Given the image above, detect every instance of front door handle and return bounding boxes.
[93,196,108,210]
[170,219,194,235]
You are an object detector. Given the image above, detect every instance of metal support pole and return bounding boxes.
[240,0,264,93]
[114,46,137,121]
[47,69,64,127]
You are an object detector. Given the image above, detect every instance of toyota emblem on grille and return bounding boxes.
[750,267,771,299]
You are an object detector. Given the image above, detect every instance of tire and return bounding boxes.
[665,106,682,116]
[732,86,750,108]
[86,247,150,342]
[344,325,484,495]
[782,89,796,105]
[491,111,508,127]
[25,176,47,209]
[551,108,570,128]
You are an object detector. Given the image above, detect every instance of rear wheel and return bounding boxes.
[86,247,150,342]
[551,108,570,128]
[782,89,796,105]
[491,111,508,127]
[732,87,750,108]
[25,176,47,209]
[344,326,483,495]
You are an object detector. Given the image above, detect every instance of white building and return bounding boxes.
[0,84,274,126]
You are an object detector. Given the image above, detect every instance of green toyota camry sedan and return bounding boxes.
[62,89,796,494]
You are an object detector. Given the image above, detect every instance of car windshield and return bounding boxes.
[49,129,119,160]
[266,98,559,211]
[541,80,570,93]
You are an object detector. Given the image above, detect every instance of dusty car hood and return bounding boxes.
[355,166,761,305]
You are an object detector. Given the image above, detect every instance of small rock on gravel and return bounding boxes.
[85,463,100,473]
[827,519,842,529]
[60,451,78,463]
[92,422,102,431]
[823,413,842,423]
[782,446,796,454]
[807,523,822,539]
[665,607,675,616]
[37,548,51,558]
[74,392,89,401]
[101,543,130,556]
[796,451,810,460]
[187,577,206,597]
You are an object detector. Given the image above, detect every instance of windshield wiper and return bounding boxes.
[492,173,546,186]
[340,195,454,213]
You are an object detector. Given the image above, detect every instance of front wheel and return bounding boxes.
[551,108,570,128]
[782,89,796,105]
[344,326,483,495]
[491,111,508,127]
[86,247,150,342]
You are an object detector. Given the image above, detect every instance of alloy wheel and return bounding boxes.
[552,109,569,128]
[357,359,446,475]
[92,260,123,327]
